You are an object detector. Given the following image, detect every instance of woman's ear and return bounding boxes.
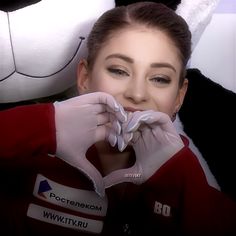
[174,78,188,112]
[77,59,90,94]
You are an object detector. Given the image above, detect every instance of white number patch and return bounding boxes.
[153,201,171,217]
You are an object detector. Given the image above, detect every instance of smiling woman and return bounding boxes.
[1,2,236,236]
[78,28,186,118]
[78,2,191,118]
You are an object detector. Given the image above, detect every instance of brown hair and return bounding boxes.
[87,2,191,86]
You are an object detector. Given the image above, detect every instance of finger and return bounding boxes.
[117,135,126,152]
[76,156,105,197]
[76,92,119,110]
[109,113,122,135]
[74,103,107,118]
[146,114,179,135]
[107,130,117,147]
[97,113,110,126]
[106,105,127,123]
[93,107,125,134]
[142,112,169,125]
[95,124,119,143]
[86,92,127,122]
[129,130,140,144]
[94,92,121,111]
[95,126,110,143]
[123,132,133,144]
[76,92,127,122]
[95,117,123,144]
[127,111,171,132]
[97,113,122,136]
[126,111,151,132]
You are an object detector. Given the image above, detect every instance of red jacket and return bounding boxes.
[0,104,236,236]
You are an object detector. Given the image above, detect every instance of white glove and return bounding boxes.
[104,110,184,188]
[54,92,127,197]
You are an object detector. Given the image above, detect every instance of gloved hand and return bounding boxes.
[104,110,184,188]
[54,92,127,197]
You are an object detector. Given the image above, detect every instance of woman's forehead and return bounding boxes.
[99,28,181,67]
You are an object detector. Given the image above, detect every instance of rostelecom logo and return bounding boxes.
[38,180,52,198]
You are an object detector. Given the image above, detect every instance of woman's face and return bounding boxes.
[77,27,188,117]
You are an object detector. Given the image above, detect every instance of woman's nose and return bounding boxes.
[124,77,149,104]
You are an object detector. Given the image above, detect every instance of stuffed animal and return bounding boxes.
[0,0,115,103]
[0,0,235,200]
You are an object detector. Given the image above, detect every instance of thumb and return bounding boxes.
[75,156,106,197]
[103,165,143,188]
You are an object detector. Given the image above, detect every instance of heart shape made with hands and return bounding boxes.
[55,95,184,197]
[103,110,185,191]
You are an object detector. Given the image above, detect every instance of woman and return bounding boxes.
[0,2,235,235]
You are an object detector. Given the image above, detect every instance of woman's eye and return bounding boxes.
[107,68,129,77]
[150,76,171,85]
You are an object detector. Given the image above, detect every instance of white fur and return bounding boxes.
[176,0,220,51]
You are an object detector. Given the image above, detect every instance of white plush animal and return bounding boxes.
[0,0,115,102]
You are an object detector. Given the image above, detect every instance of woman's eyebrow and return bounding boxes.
[151,62,176,73]
[105,54,134,63]
[105,54,176,73]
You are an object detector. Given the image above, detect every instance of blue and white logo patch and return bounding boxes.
[33,174,108,216]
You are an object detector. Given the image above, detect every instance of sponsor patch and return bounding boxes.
[27,203,103,233]
[33,174,107,216]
